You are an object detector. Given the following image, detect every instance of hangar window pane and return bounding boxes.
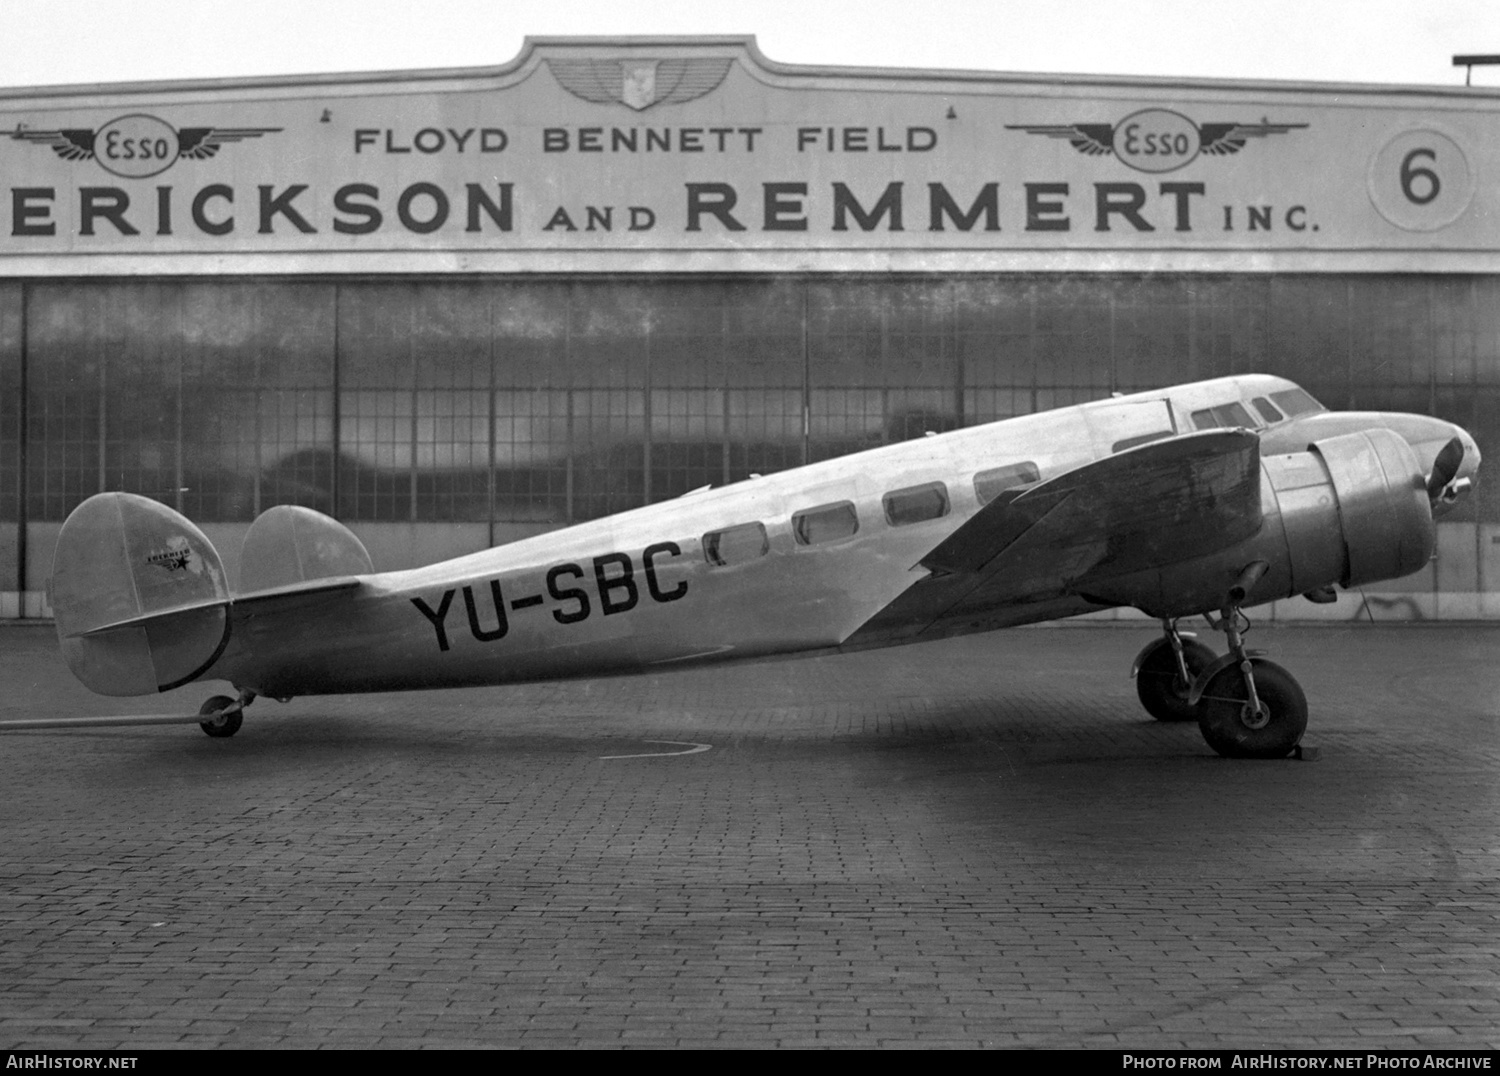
[974,463,1040,505]
[1114,277,1191,389]
[703,522,769,566]
[1033,277,1111,402]
[648,286,724,471]
[723,284,806,481]
[570,387,647,520]
[806,281,962,463]
[883,482,950,526]
[793,502,859,545]
[255,387,336,517]
[336,283,494,523]
[653,387,726,498]
[0,285,16,537]
[13,268,1500,608]
[27,284,152,521]
[955,278,1033,426]
[1349,279,1428,388]
[728,388,804,481]
[492,389,570,525]
[24,281,340,525]
[177,282,336,522]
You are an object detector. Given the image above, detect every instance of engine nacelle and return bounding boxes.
[1273,428,1435,593]
[1099,428,1435,617]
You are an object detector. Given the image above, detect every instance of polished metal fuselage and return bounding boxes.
[205,375,1478,699]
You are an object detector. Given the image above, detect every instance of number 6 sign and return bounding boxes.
[1368,128,1475,232]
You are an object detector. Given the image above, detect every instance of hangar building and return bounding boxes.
[2,37,1497,620]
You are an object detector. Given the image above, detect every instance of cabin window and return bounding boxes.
[1190,402,1257,430]
[883,482,950,526]
[974,462,1041,505]
[1251,397,1285,424]
[1269,387,1324,417]
[703,522,769,567]
[792,502,859,545]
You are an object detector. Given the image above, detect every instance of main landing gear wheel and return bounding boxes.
[1197,658,1308,759]
[1136,638,1216,722]
[198,695,243,738]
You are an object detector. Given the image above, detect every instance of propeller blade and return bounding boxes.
[1426,436,1465,501]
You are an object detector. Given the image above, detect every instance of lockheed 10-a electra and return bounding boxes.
[11,375,1480,760]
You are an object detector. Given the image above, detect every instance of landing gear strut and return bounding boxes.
[1192,571,1308,759]
[1134,561,1312,759]
[198,689,255,738]
[1133,619,1216,723]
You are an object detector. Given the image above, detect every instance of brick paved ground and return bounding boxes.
[0,622,1496,1049]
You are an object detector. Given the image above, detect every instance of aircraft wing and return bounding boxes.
[848,429,1262,642]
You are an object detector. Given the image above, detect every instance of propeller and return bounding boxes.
[1425,436,1469,504]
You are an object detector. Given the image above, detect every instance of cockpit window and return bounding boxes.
[1190,402,1257,430]
[1268,387,1324,418]
[1250,397,1285,424]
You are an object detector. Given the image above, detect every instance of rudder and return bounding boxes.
[51,493,231,696]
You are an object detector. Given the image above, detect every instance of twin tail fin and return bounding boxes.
[50,493,371,696]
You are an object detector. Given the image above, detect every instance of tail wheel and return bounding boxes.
[1136,639,1216,722]
[198,695,243,738]
[1197,659,1307,759]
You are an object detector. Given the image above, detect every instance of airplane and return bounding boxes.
[4,374,1480,760]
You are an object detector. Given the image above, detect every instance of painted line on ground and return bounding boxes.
[598,739,712,760]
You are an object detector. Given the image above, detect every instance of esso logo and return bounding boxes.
[95,114,179,178]
[1113,109,1200,173]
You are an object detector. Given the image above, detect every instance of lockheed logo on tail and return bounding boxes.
[1007,110,1307,174]
[147,547,192,572]
[10,114,282,178]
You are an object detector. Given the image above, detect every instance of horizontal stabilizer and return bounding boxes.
[233,576,363,616]
[70,578,361,637]
[73,597,227,638]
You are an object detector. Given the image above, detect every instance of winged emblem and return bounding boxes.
[1196,120,1309,156]
[547,58,733,110]
[9,118,281,177]
[175,127,282,159]
[9,127,97,160]
[1006,113,1307,173]
[1002,123,1117,156]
